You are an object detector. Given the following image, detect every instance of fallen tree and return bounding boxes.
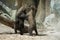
[0,15,14,28]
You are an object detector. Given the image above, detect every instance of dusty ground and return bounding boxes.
[0,34,59,40]
[0,23,59,40]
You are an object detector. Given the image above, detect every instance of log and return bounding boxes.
[0,15,29,33]
[0,15,14,28]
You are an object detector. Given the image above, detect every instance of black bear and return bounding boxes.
[27,5,38,35]
[14,5,38,35]
[14,9,28,35]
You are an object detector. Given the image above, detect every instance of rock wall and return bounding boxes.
[43,0,60,35]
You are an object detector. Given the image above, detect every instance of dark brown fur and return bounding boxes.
[14,9,27,35]
[27,6,38,35]
[14,5,38,35]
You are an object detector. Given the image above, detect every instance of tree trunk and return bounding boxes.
[36,0,46,33]
[45,0,51,16]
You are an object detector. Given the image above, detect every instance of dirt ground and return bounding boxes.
[0,23,59,40]
[0,34,59,40]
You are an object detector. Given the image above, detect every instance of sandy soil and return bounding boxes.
[0,23,59,40]
[0,34,59,40]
